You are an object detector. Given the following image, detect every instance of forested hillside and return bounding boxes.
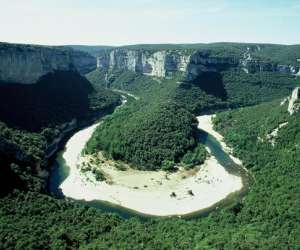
[85,66,297,169]
[1,98,299,249]
[86,102,204,169]
[0,72,120,197]
[86,70,207,169]
[175,70,297,114]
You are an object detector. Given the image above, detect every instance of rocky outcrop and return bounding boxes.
[70,50,97,75]
[241,59,298,74]
[288,87,300,115]
[240,47,299,74]
[97,47,299,79]
[0,43,96,84]
[97,49,237,79]
[97,49,190,77]
[185,51,237,81]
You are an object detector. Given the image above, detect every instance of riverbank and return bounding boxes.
[45,103,120,162]
[197,115,243,166]
[60,153,242,216]
[55,113,245,217]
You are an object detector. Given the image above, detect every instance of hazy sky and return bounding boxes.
[1,0,299,46]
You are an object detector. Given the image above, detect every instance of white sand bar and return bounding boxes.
[59,115,244,216]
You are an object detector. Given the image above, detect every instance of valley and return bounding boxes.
[0,41,299,249]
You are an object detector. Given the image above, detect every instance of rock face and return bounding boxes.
[240,46,299,74]
[288,87,300,115]
[185,51,237,81]
[97,49,238,79]
[241,59,298,74]
[97,47,299,78]
[0,43,96,84]
[97,49,190,77]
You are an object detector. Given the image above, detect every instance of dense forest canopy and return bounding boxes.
[1,98,299,249]
[86,69,212,170]
[85,65,298,169]
[86,102,203,169]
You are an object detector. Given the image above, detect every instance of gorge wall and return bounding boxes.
[97,49,190,78]
[96,47,300,79]
[0,43,97,84]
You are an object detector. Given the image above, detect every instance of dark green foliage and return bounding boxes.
[0,123,46,163]
[0,123,46,196]
[1,44,300,249]
[87,69,206,169]
[88,86,120,112]
[174,81,227,114]
[0,191,123,250]
[182,144,207,168]
[251,44,300,65]
[86,102,199,169]
[223,70,298,106]
[86,68,110,88]
[161,160,175,171]
[175,70,297,115]
[1,86,300,249]
[92,168,105,181]
[191,71,227,100]
[86,67,297,171]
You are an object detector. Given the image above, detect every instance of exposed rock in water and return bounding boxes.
[288,87,300,115]
[0,42,97,84]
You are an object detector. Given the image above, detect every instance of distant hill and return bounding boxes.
[65,45,115,56]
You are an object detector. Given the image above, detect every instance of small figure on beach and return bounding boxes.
[170,192,176,198]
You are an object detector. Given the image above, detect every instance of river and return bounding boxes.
[48,100,251,220]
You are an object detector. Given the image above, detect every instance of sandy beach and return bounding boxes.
[58,114,244,216]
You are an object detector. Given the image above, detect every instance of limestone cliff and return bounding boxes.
[288,87,300,115]
[97,47,299,78]
[185,51,237,81]
[97,48,190,77]
[0,43,96,84]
